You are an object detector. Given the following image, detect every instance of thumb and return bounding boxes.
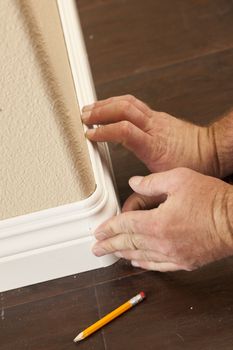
[122,192,167,212]
[129,170,176,197]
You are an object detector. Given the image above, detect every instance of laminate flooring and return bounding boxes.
[1,1,233,349]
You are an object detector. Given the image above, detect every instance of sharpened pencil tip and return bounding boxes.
[73,332,84,342]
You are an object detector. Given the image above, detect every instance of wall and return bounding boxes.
[0,0,95,220]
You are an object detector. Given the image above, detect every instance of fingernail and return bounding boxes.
[131,260,140,267]
[85,129,95,138]
[129,176,143,187]
[114,251,123,258]
[92,245,106,257]
[95,231,107,240]
[81,111,91,122]
[82,103,95,112]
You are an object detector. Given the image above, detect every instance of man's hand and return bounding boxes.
[82,95,220,177]
[92,168,233,271]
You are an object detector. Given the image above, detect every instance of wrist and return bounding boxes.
[195,125,220,177]
[183,124,220,177]
[213,184,233,259]
[208,111,233,178]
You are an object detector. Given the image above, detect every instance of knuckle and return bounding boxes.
[119,100,131,111]
[160,240,173,256]
[107,97,115,103]
[142,250,152,262]
[124,234,136,250]
[174,167,191,179]
[119,120,133,138]
[168,167,192,190]
[157,111,169,119]
[160,112,173,120]
[119,100,135,117]
[93,108,101,119]
[96,126,105,137]
[131,234,144,250]
[141,175,155,195]
[152,111,170,122]
[106,220,118,235]
[125,94,137,104]
[118,212,137,236]
[103,239,116,253]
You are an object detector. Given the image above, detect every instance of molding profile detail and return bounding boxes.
[0,0,119,292]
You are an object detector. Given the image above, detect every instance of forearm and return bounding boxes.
[208,110,233,178]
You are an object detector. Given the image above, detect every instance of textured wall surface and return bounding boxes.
[0,0,95,220]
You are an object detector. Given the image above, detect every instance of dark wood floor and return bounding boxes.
[2,1,233,349]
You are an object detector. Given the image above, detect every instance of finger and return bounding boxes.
[86,121,152,162]
[82,95,151,117]
[114,249,172,263]
[131,260,184,272]
[82,100,150,130]
[92,232,160,256]
[129,169,179,197]
[94,210,156,240]
[122,192,167,212]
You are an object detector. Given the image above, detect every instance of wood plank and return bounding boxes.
[97,257,233,350]
[2,2,233,350]
[76,0,113,11]
[1,273,95,309]
[78,0,233,85]
[96,48,233,125]
[1,286,104,350]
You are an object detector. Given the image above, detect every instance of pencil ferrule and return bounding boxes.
[129,294,143,306]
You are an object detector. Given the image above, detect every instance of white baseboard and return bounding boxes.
[0,0,119,292]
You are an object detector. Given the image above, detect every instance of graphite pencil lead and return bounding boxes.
[73,332,84,343]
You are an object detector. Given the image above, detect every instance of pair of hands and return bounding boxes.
[82,95,233,271]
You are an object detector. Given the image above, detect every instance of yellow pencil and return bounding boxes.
[73,291,146,342]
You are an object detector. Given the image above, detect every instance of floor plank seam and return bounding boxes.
[77,0,118,12]
[93,270,147,288]
[94,284,108,350]
[1,270,147,311]
[93,45,233,87]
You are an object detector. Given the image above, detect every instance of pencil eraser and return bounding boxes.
[140,291,146,299]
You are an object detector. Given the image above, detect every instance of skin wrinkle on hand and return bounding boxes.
[82,95,233,272]
[83,96,220,176]
[93,168,233,271]
[212,110,233,178]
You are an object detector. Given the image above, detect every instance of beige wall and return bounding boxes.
[0,0,95,220]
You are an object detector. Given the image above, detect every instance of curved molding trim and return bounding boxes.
[0,0,119,292]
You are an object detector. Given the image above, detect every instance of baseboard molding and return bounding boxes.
[0,0,119,292]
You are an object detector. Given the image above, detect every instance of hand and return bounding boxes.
[82,95,219,176]
[92,168,233,272]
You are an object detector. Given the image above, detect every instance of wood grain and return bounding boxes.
[2,1,233,349]
[1,286,105,350]
[97,258,233,350]
[96,48,233,126]
[78,0,233,85]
